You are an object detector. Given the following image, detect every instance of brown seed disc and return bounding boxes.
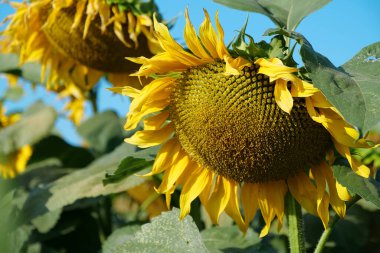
[170,62,332,183]
[40,5,152,73]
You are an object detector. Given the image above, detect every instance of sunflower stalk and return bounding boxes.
[314,195,361,253]
[286,194,306,253]
[89,90,98,114]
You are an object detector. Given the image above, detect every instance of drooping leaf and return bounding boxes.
[31,208,62,234]
[265,28,367,132]
[0,53,42,84]
[333,164,380,209]
[116,208,208,253]
[77,111,124,155]
[341,42,380,133]
[18,143,145,223]
[103,156,153,185]
[214,0,330,31]
[0,102,57,154]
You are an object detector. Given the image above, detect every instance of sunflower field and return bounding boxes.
[0,0,380,253]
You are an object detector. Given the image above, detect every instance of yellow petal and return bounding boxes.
[241,183,259,227]
[143,111,170,130]
[224,55,251,75]
[179,165,213,219]
[125,123,174,148]
[204,176,231,224]
[127,53,187,76]
[257,181,287,237]
[224,180,246,232]
[311,165,330,228]
[144,138,181,176]
[336,181,352,201]
[333,140,370,178]
[287,172,318,216]
[320,162,346,218]
[165,184,177,209]
[184,8,212,61]
[125,77,174,130]
[274,79,293,114]
[108,86,141,98]
[199,9,219,59]
[153,15,203,66]
[156,151,190,193]
[215,11,229,59]
[291,81,319,97]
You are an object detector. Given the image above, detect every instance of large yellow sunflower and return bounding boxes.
[1,0,161,124]
[118,9,376,237]
[0,104,32,179]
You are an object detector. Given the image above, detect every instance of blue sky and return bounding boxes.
[0,0,379,145]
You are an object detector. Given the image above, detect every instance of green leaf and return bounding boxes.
[341,42,380,133]
[333,164,380,209]
[28,135,94,168]
[31,208,62,234]
[78,111,124,155]
[103,156,153,185]
[103,225,141,253]
[116,208,208,253]
[2,85,24,101]
[19,143,145,222]
[45,143,144,211]
[0,102,57,154]
[265,28,367,132]
[213,0,330,31]
[201,226,261,252]
[0,53,42,84]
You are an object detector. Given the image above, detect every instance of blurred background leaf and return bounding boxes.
[0,102,57,154]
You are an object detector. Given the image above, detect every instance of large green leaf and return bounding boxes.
[341,42,380,133]
[77,111,124,155]
[103,225,141,253]
[45,143,144,211]
[0,53,42,84]
[113,209,281,253]
[265,28,367,132]
[333,165,380,209]
[213,0,330,31]
[19,143,146,222]
[116,208,208,253]
[0,102,57,154]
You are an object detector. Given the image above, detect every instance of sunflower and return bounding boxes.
[118,9,376,237]
[0,104,32,179]
[1,0,161,124]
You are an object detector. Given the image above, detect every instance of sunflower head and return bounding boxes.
[116,9,376,236]
[1,0,163,124]
[171,61,333,183]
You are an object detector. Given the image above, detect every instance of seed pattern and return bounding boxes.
[41,5,151,73]
[171,62,332,183]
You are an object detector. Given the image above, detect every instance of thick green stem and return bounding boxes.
[314,195,360,253]
[89,90,98,114]
[286,194,306,253]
